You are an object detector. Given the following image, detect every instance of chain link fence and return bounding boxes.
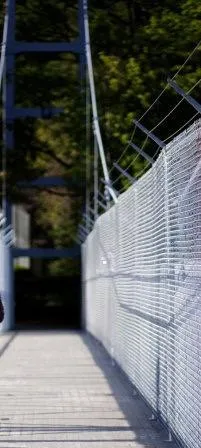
[82,119,201,448]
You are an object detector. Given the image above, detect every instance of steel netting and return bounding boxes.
[82,119,201,448]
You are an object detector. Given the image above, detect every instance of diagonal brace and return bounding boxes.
[83,213,94,226]
[98,191,107,202]
[168,78,201,114]
[129,142,154,165]
[133,120,165,148]
[113,162,136,183]
[98,200,107,211]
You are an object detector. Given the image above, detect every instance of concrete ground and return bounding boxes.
[0,330,178,448]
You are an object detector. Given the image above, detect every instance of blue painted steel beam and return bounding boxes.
[13,40,81,54]
[12,247,80,258]
[78,0,86,80]
[2,0,16,332]
[1,0,85,333]
[13,107,63,119]
[18,176,71,188]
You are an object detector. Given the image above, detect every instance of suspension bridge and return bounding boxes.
[0,1,201,447]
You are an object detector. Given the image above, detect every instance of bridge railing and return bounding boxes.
[0,221,14,332]
[82,119,201,448]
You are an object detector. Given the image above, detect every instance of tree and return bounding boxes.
[0,0,200,271]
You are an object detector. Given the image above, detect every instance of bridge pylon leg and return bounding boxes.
[1,0,15,332]
[1,0,85,331]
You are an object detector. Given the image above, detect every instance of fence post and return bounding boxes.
[163,149,176,433]
[0,239,14,332]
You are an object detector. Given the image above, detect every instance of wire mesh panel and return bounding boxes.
[82,119,201,448]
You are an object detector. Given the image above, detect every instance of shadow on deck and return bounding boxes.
[0,329,178,448]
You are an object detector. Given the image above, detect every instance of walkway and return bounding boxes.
[0,331,178,448]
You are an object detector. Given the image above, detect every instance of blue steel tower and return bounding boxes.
[2,0,85,330]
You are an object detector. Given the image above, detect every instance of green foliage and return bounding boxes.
[47,258,80,277]
[1,0,200,273]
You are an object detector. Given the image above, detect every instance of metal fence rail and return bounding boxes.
[82,119,201,448]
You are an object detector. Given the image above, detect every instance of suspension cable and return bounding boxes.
[0,8,8,91]
[83,0,117,203]
[85,71,91,232]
